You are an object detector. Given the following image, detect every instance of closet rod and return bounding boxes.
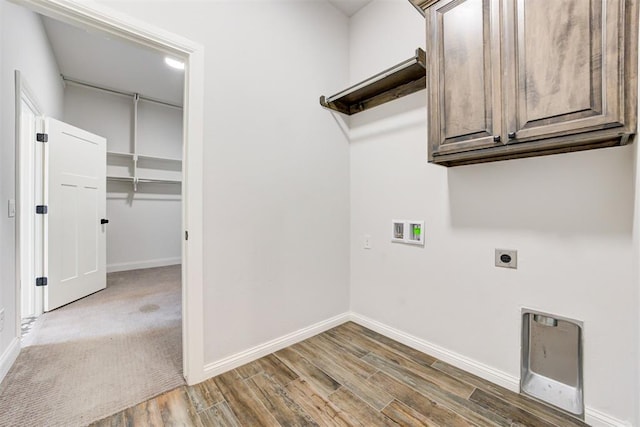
[61,75,183,109]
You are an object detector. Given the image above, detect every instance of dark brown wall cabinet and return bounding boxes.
[412,0,638,167]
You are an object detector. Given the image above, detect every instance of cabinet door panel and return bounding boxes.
[427,0,502,158]
[509,0,623,140]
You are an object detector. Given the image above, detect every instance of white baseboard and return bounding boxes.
[202,312,351,378]
[0,338,21,384]
[195,310,629,426]
[585,407,632,427]
[349,312,629,427]
[349,312,520,392]
[107,257,181,273]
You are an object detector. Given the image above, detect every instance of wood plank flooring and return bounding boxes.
[91,322,588,426]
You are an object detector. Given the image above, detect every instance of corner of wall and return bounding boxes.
[200,312,351,383]
[0,338,20,385]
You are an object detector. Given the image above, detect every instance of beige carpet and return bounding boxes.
[0,265,184,427]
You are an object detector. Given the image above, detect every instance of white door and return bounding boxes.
[45,118,107,311]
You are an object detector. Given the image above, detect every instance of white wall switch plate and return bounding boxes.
[495,249,517,269]
[363,234,372,249]
[8,199,15,218]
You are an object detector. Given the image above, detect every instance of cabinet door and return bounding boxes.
[427,0,503,159]
[506,0,624,142]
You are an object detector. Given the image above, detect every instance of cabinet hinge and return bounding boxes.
[36,277,48,286]
[36,133,48,143]
[36,205,48,214]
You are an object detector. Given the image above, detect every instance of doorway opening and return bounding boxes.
[8,0,205,424]
[14,10,185,422]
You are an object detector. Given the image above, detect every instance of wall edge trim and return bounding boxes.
[585,407,633,427]
[106,257,181,273]
[349,312,520,390]
[349,312,629,427]
[0,338,21,385]
[201,312,351,382]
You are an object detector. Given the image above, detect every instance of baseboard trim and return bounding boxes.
[349,312,520,392]
[0,338,21,384]
[349,312,628,427]
[202,312,351,379]
[585,407,632,427]
[107,257,181,273]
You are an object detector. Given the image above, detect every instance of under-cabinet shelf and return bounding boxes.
[320,48,426,115]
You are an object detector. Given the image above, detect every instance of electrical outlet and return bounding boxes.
[495,249,517,269]
[363,234,372,249]
[0,308,4,332]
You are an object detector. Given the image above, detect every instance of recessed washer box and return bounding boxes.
[391,220,424,246]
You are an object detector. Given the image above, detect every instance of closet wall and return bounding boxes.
[63,84,183,272]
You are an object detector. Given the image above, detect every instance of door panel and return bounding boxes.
[508,0,623,140]
[45,118,106,311]
[79,184,99,275]
[60,183,79,282]
[442,0,486,137]
[428,0,503,158]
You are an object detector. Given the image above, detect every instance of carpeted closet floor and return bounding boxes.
[0,265,184,427]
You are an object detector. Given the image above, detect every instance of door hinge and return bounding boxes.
[36,133,48,143]
[36,205,48,214]
[36,277,48,286]
[185,230,189,241]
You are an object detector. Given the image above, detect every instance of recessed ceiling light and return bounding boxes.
[164,57,185,71]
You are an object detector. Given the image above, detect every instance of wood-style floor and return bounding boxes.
[92,322,587,426]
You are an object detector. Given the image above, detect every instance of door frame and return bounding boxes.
[15,71,45,327]
[13,0,206,385]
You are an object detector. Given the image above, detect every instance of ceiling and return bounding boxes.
[328,0,373,16]
[41,0,370,105]
[41,16,184,106]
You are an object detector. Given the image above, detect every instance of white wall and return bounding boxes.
[63,85,182,272]
[633,29,640,427]
[0,0,63,379]
[81,1,638,423]
[97,0,351,363]
[349,0,638,424]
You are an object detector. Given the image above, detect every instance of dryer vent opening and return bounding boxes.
[521,309,584,419]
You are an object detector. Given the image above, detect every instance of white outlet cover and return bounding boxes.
[364,234,372,249]
[8,199,15,218]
